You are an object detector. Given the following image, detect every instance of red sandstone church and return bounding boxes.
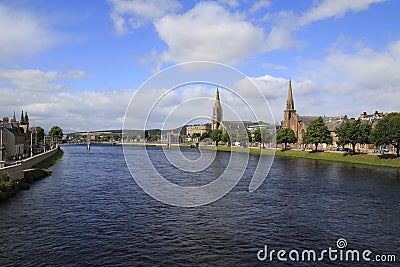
[282,80,348,149]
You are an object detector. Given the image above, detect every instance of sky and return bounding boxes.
[0,0,399,132]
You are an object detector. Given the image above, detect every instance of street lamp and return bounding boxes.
[30,126,34,157]
[0,124,3,162]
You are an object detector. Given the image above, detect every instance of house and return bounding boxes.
[1,111,32,160]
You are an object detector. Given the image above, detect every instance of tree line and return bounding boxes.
[195,128,272,147]
[276,113,400,156]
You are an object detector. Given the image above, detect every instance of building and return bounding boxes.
[282,79,309,144]
[211,87,223,131]
[1,111,32,161]
[186,124,211,137]
[359,110,384,126]
[282,80,348,148]
[0,111,30,160]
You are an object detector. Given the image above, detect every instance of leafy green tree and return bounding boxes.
[372,113,400,156]
[150,135,159,141]
[144,130,150,141]
[254,128,273,148]
[302,117,332,151]
[200,131,210,140]
[210,129,223,146]
[192,133,201,139]
[221,132,230,145]
[101,136,111,142]
[276,128,297,149]
[34,126,45,143]
[247,129,253,144]
[262,129,272,146]
[336,119,371,154]
[48,126,63,139]
[254,129,262,144]
[238,129,251,147]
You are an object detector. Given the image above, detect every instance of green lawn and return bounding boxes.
[199,146,400,168]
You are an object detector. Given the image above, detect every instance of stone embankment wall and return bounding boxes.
[0,148,59,181]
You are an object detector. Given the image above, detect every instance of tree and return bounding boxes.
[238,129,251,147]
[200,131,210,140]
[35,126,45,143]
[261,129,272,148]
[210,129,223,146]
[247,129,253,144]
[336,119,371,154]
[144,130,150,141]
[192,133,201,139]
[254,129,262,146]
[372,113,400,156]
[302,117,332,151]
[221,132,230,146]
[150,135,159,142]
[48,126,63,139]
[276,128,297,150]
[254,128,273,148]
[101,136,111,142]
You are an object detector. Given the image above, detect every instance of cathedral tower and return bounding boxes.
[212,86,223,131]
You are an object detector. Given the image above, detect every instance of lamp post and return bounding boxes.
[0,124,3,162]
[30,126,34,157]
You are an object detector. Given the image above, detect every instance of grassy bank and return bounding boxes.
[33,148,64,169]
[0,148,64,201]
[200,146,400,168]
[273,149,400,168]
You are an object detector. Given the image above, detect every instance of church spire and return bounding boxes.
[212,86,223,131]
[11,110,17,123]
[286,78,294,110]
[20,110,25,124]
[283,78,297,129]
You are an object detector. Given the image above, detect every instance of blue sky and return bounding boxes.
[0,0,399,131]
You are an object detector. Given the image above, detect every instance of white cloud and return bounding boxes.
[249,0,270,13]
[154,2,266,65]
[0,68,91,92]
[302,40,400,92]
[216,0,239,9]
[264,0,386,51]
[0,4,58,60]
[108,0,182,35]
[298,0,386,27]
[0,85,133,132]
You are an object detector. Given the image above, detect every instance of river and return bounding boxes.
[0,145,399,266]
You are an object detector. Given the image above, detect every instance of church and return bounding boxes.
[282,80,348,149]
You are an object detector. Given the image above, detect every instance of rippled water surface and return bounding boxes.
[0,145,399,266]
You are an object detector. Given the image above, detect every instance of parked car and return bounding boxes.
[383,147,390,152]
[285,145,292,150]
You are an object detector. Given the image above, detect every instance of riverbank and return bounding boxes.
[202,146,400,168]
[0,148,64,201]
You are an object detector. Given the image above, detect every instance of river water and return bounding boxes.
[0,145,399,266]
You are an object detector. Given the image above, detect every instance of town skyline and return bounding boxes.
[0,1,399,131]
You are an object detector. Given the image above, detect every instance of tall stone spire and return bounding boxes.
[283,79,297,128]
[286,78,294,110]
[11,110,17,123]
[212,86,223,131]
[20,110,25,124]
